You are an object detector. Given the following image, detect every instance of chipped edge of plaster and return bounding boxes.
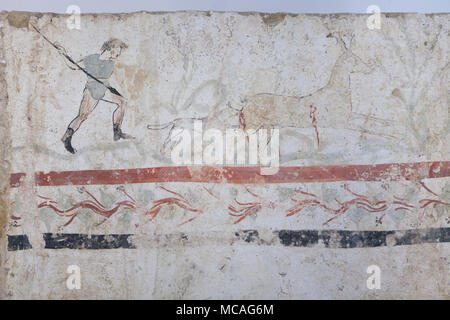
[1,10,448,30]
[0,12,12,299]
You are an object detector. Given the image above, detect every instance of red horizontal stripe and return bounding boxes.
[9,161,449,187]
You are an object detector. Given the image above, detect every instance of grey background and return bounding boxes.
[1,0,449,14]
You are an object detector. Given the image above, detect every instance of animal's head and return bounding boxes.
[340,51,374,74]
[329,31,374,75]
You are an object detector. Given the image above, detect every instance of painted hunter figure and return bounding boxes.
[57,38,134,154]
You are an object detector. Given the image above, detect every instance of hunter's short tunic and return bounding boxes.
[83,54,115,100]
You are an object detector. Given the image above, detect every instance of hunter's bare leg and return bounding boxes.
[103,92,134,141]
[62,88,99,153]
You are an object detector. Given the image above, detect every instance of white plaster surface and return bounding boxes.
[0,11,448,299]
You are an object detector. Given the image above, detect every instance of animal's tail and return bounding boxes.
[147,121,175,130]
[146,116,208,130]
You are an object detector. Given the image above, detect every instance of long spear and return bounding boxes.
[31,24,123,97]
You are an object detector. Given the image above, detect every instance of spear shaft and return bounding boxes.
[31,24,123,97]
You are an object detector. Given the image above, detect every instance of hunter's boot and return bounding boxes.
[113,123,134,141]
[61,128,76,154]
